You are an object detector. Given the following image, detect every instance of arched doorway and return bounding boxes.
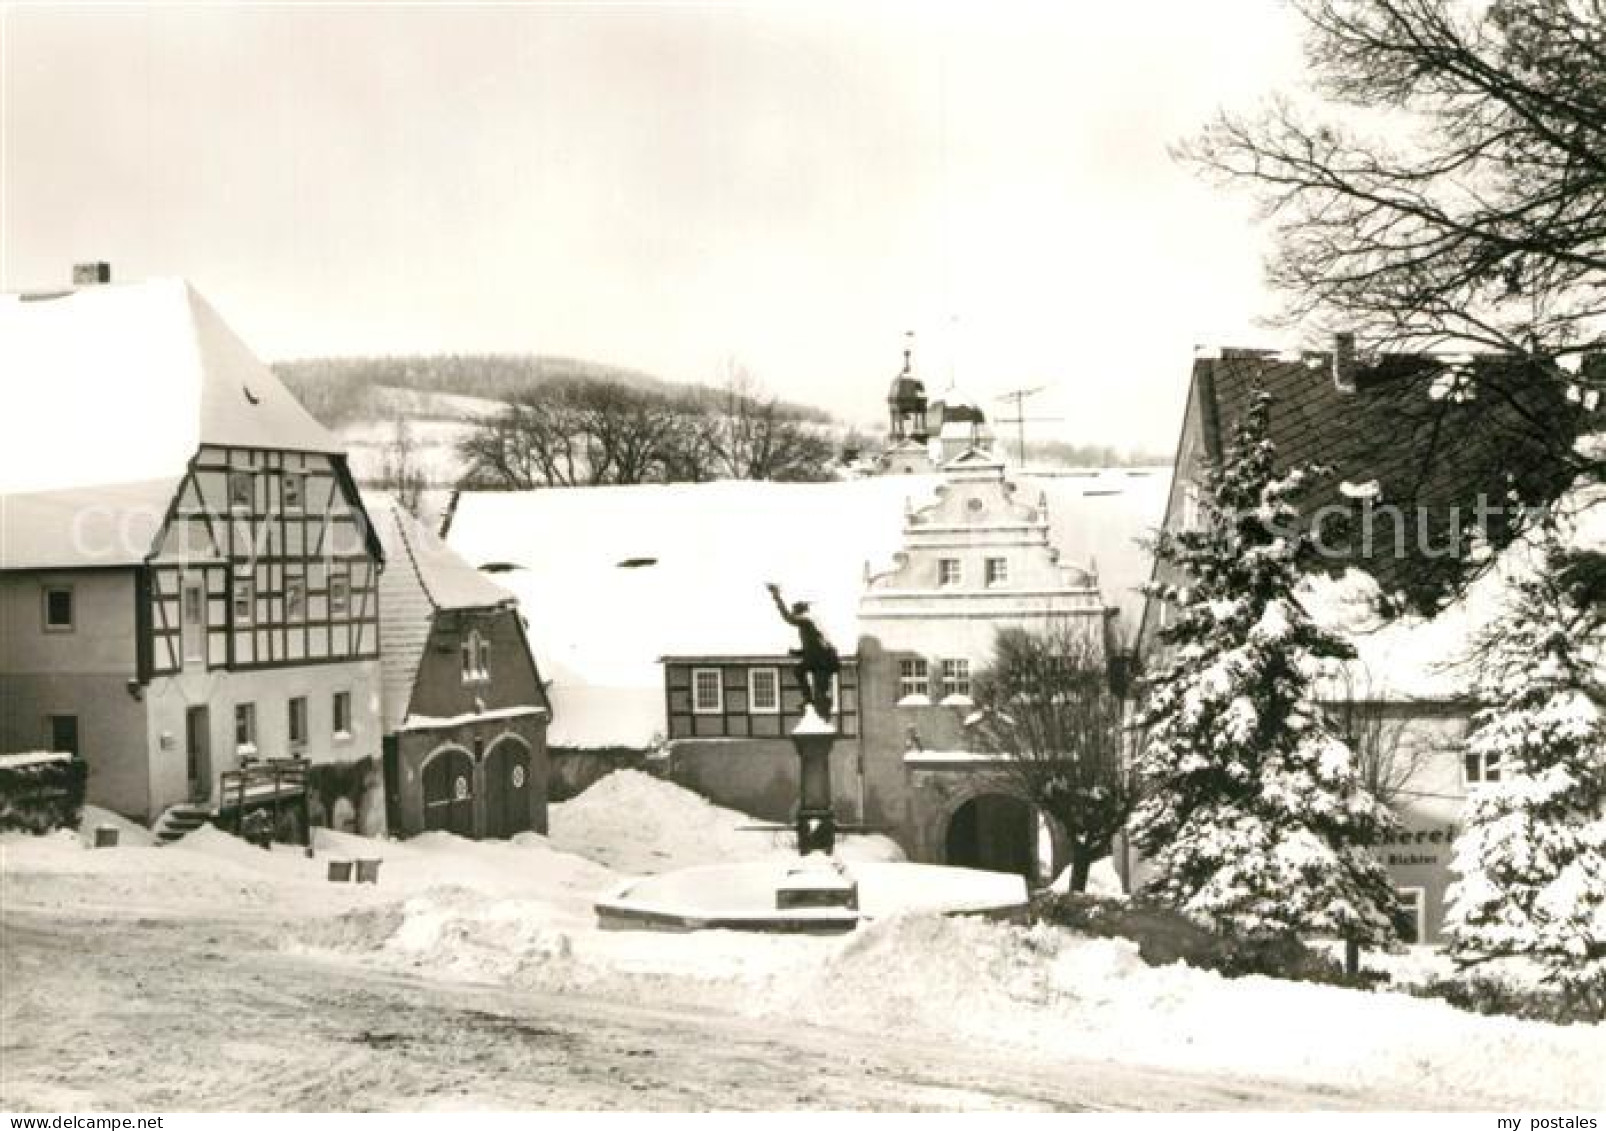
[421,747,475,837]
[943,793,1048,882]
[482,735,533,839]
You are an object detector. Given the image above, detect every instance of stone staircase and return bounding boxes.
[151,803,212,845]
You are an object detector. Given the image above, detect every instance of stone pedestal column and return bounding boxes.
[791,711,838,855]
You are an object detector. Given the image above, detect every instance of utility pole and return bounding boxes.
[994,386,1060,469]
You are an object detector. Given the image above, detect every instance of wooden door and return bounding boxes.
[483,741,532,839]
[185,706,210,802]
[421,749,475,837]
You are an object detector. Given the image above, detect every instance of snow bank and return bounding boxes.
[7,800,1599,1107]
[549,769,905,873]
[1048,858,1126,898]
[791,915,1606,1108]
[76,805,154,847]
[304,881,1603,1108]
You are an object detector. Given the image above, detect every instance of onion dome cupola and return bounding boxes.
[886,332,928,442]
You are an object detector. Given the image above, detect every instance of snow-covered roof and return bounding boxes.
[373,496,514,613]
[938,419,984,440]
[446,469,1168,746]
[372,494,520,733]
[0,278,342,494]
[0,478,179,569]
[1304,473,1605,701]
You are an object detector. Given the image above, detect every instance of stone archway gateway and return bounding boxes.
[482,734,533,839]
[421,747,475,837]
[937,787,1053,886]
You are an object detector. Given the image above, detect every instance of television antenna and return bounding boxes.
[994,386,1062,468]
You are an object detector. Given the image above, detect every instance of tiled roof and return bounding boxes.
[0,478,180,569]
[373,495,517,732]
[0,279,342,494]
[1191,347,1594,611]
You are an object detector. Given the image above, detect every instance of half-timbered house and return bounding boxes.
[0,275,385,836]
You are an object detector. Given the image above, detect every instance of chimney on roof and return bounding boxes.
[72,262,111,286]
[1332,331,1357,393]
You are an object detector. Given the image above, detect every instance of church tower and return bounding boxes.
[886,333,928,443]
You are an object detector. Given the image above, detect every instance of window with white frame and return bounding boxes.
[984,557,1009,587]
[748,667,780,714]
[937,558,962,587]
[285,575,306,620]
[1463,751,1502,786]
[235,703,257,754]
[1395,886,1425,945]
[898,658,929,700]
[232,578,254,625]
[692,668,723,714]
[42,585,74,632]
[939,658,972,700]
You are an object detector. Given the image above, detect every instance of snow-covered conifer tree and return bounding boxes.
[1134,388,1399,946]
[1444,538,1606,1006]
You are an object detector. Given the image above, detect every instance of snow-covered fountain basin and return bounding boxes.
[596,860,1029,933]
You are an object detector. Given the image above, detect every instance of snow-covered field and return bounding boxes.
[4,773,1602,1111]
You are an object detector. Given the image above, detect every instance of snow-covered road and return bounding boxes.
[1,905,1445,1112]
[2,776,1600,1112]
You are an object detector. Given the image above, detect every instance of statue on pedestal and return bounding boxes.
[765,583,841,721]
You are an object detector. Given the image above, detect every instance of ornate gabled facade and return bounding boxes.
[0,276,385,834]
[856,451,1112,871]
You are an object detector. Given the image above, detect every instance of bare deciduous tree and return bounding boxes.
[1325,668,1434,808]
[379,418,429,519]
[1179,0,1604,551]
[457,377,716,488]
[701,360,836,482]
[458,368,835,489]
[965,621,1138,892]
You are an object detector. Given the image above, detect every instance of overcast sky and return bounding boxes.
[3,1,1311,454]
